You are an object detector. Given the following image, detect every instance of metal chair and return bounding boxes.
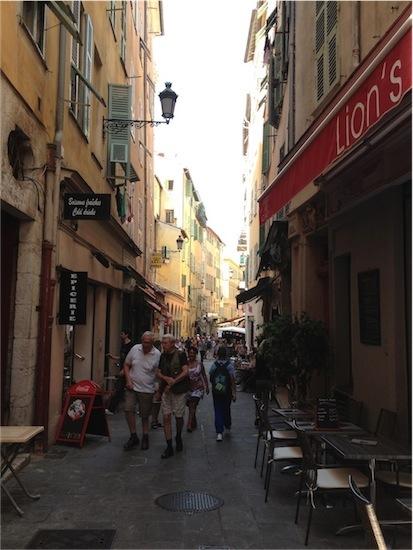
[253,394,297,474]
[263,425,303,503]
[349,475,388,549]
[293,421,369,546]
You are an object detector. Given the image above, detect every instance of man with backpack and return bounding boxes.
[209,346,236,441]
[157,334,190,458]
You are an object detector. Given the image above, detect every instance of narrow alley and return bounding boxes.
[3,359,408,549]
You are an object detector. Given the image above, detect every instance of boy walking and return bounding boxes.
[210,347,236,441]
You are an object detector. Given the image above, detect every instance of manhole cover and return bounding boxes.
[26,529,116,549]
[155,491,224,514]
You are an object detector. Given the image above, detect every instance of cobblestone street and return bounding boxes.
[2,361,409,549]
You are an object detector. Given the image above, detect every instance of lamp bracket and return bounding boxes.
[103,118,170,134]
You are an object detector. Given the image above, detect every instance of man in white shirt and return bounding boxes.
[123,331,161,451]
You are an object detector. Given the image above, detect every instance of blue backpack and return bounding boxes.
[211,361,231,397]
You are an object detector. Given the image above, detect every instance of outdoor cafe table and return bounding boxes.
[1,426,44,516]
[272,408,314,420]
[285,419,365,435]
[321,433,411,534]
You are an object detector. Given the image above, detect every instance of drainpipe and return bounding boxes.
[287,0,296,149]
[352,1,361,68]
[34,24,66,451]
[143,11,149,280]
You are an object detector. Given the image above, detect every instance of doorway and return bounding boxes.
[1,211,19,423]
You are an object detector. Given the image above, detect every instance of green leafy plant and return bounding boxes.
[257,313,329,404]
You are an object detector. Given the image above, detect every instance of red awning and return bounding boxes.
[259,7,411,224]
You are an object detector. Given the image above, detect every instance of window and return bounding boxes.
[315,1,338,103]
[161,246,170,260]
[168,180,174,190]
[165,210,174,224]
[70,2,94,137]
[22,1,46,53]
[181,274,186,288]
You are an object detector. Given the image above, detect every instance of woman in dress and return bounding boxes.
[186,346,209,432]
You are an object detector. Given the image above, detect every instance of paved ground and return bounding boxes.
[2,360,411,549]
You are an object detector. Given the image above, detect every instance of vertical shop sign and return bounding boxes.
[59,271,87,325]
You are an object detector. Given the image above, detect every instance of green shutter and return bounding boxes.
[262,122,270,174]
[108,84,131,179]
[82,14,93,136]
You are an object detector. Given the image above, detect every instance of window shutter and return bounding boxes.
[71,1,80,67]
[315,3,325,101]
[326,1,338,88]
[82,14,93,136]
[108,84,131,178]
[315,1,338,103]
[262,122,270,174]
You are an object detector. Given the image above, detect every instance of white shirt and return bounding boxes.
[125,344,161,393]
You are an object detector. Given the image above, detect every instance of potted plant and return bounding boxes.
[256,313,329,405]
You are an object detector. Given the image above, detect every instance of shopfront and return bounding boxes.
[258,10,411,439]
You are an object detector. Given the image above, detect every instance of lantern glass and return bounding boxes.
[159,82,178,120]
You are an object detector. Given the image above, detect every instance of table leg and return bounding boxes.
[1,483,24,516]
[5,459,40,500]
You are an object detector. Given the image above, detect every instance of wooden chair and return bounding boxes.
[349,475,388,549]
[293,421,369,546]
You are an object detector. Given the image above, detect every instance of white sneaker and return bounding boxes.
[105,409,114,416]
[216,433,223,442]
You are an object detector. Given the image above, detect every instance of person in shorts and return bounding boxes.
[157,334,189,459]
[123,331,161,451]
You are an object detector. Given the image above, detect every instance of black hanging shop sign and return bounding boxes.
[63,193,111,220]
[59,271,87,325]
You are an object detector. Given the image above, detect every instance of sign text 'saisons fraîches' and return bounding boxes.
[63,194,111,220]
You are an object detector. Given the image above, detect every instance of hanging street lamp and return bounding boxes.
[103,82,178,134]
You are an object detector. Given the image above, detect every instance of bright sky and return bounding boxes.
[153,0,256,258]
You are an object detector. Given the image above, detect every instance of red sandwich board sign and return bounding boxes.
[55,380,111,447]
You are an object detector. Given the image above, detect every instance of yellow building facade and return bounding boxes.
[1,1,165,445]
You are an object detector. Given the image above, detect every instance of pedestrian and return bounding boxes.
[186,346,209,432]
[105,328,135,415]
[157,334,190,458]
[123,331,161,451]
[210,346,236,442]
[199,337,207,363]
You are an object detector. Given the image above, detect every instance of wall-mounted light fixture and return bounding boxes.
[103,82,178,134]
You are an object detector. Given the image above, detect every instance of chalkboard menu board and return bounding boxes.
[358,269,381,345]
[316,398,339,429]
